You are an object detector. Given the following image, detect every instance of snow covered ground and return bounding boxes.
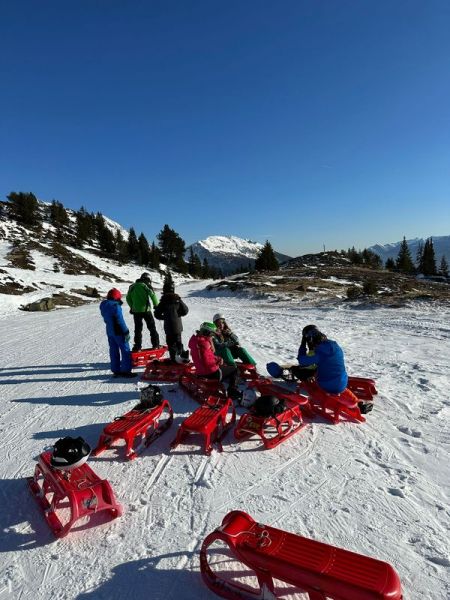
[1,281,449,599]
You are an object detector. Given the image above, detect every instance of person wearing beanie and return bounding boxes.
[294,324,348,393]
[99,288,135,378]
[154,277,189,362]
[212,314,256,367]
[126,273,160,351]
[188,322,241,401]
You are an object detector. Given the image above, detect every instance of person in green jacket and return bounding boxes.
[126,273,160,351]
[212,313,256,367]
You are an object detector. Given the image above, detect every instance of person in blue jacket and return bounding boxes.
[99,288,136,378]
[297,324,348,393]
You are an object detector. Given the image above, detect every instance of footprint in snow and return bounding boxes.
[388,487,405,498]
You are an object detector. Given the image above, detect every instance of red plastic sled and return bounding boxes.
[93,400,173,460]
[200,511,403,600]
[179,371,226,404]
[347,376,378,400]
[131,346,167,367]
[171,397,236,455]
[237,363,259,381]
[28,451,122,538]
[141,358,194,382]
[303,381,365,424]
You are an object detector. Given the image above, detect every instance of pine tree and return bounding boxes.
[127,227,139,262]
[157,224,186,265]
[415,241,424,273]
[75,206,96,247]
[439,255,449,278]
[163,270,174,291]
[7,192,42,227]
[149,242,161,269]
[115,229,129,263]
[255,241,279,272]
[385,257,395,270]
[49,200,69,228]
[137,232,151,265]
[188,248,202,277]
[95,213,116,254]
[395,237,415,273]
[422,238,437,276]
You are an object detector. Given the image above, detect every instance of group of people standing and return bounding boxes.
[100,273,348,399]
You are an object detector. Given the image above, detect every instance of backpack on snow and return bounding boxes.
[253,395,286,418]
[134,385,163,411]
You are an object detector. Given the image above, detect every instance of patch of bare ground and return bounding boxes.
[51,292,95,307]
[0,280,36,295]
[6,242,35,270]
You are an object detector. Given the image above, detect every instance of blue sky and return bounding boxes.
[1,1,449,257]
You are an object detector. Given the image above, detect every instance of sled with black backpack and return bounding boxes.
[28,437,122,537]
[93,385,173,460]
[171,396,236,455]
[234,380,310,449]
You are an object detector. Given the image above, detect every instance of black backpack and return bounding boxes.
[134,385,163,410]
[253,395,286,418]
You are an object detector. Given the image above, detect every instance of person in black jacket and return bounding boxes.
[154,276,189,362]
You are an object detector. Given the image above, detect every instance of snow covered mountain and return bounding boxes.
[369,235,450,265]
[186,235,292,274]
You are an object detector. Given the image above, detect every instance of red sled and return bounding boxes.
[171,397,236,455]
[347,376,378,400]
[237,363,259,381]
[234,379,309,449]
[131,346,167,367]
[141,358,194,382]
[93,400,173,460]
[27,451,122,538]
[179,371,226,404]
[303,381,365,424]
[200,510,403,600]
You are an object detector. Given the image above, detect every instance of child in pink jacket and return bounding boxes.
[188,322,241,401]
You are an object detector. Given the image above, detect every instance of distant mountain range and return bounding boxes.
[368,236,450,266]
[186,236,292,274]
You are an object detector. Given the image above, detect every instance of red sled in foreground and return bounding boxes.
[200,510,403,600]
[141,358,194,382]
[179,371,226,404]
[131,346,167,368]
[93,399,173,460]
[28,451,122,537]
[171,396,236,455]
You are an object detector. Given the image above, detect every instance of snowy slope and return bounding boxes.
[0,281,449,599]
[186,235,291,273]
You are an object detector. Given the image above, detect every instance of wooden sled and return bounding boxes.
[28,451,122,537]
[93,400,173,460]
[303,381,365,424]
[200,511,403,600]
[141,358,194,382]
[131,346,167,367]
[171,397,236,455]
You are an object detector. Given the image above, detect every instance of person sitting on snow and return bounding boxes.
[99,288,136,378]
[212,313,256,367]
[154,274,189,363]
[126,273,160,352]
[295,324,348,394]
[188,322,242,401]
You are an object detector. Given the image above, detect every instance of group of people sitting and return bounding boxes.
[100,274,348,400]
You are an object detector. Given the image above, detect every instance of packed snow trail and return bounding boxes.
[0,281,449,599]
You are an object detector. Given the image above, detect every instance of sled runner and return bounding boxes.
[347,376,378,400]
[142,358,194,382]
[28,451,122,537]
[237,363,259,381]
[131,346,167,367]
[302,381,366,424]
[179,371,227,404]
[200,510,403,600]
[93,400,173,460]
[171,397,236,455]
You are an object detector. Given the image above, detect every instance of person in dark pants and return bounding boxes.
[154,277,189,362]
[99,288,136,378]
[126,273,160,351]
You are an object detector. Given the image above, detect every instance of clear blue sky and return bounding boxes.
[1,1,449,257]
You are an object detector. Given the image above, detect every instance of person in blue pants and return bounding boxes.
[99,288,136,378]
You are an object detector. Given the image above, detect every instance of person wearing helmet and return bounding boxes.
[126,273,160,351]
[212,313,256,367]
[99,288,135,378]
[296,324,348,393]
[188,322,241,401]
[154,274,189,362]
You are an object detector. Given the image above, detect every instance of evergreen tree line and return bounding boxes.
[387,236,449,278]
